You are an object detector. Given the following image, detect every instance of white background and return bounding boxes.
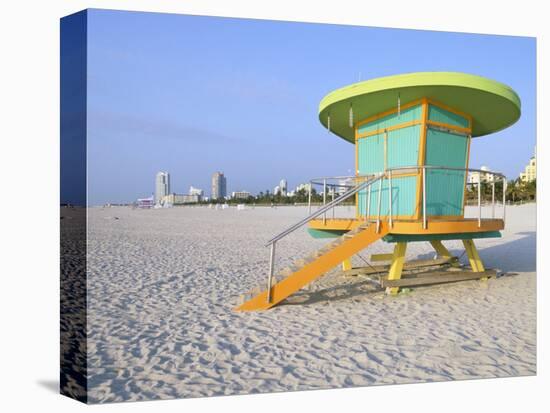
[0,0,546,411]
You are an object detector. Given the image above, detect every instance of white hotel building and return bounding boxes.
[155,172,170,204]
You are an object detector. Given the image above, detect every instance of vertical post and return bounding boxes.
[503,178,507,223]
[323,178,327,225]
[266,242,276,303]
[492,181,495,218]
[388,170,393,228]
[366,180,372,221]
[342,258,352,271]
[332,186,335,219]
[376,176,383,233]
[308,182,312,215]
[478,180,482,228]
[462,239,485,273]
[430,240,459,267]
[386,242,407,295]
[422,167,427,229]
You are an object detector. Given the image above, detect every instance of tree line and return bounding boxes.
[204,187,355,206]
[465,178,536,204]
[202,178,535,206]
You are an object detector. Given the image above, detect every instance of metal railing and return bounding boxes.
[308,165,506,230]
[383,165,507,229]
[262,165,506,304]
[264,174,382,302]
[307,174,374,222]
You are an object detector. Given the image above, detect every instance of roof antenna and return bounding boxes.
[358,71,362,82]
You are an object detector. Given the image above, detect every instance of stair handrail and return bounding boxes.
[385,165,507,228]
[260,165,506,304]
[263,173,382,303]
[265,173,381,247]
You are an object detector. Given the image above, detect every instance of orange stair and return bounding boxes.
[235,221,390,311]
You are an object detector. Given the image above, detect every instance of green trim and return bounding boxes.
[382,231,502,243]
[307,228,347,239]
[309,228,502,242]
[319,72,521,142]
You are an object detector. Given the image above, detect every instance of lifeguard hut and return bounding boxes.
[236,72,520,311]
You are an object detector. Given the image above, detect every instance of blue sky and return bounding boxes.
[85,9,536,205]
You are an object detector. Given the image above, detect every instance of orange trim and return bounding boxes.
[356,119,422,139]
[426,120,471,134]
[414,98,429,220]
[426,98,473,126]
[425,99,472,218]
[236,223,391,311]
[425,214,472,220]
[353,97,473,224]
[355,126,359,218]
[384,131,388,171]
[367,214,417,220]
[308,217,504,235]
[355,98,424,128]
[390,171,418,179]
[390,218,504,234]
[461,134,472,216]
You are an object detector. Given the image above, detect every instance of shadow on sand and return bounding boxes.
[419,231,536,273]
[280,231,536,307]
[283,279,381,307]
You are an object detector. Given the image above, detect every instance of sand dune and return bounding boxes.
[85,204,536,403]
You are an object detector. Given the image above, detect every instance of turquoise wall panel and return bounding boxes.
[387,125,420,168]
[425,170,466,216]
[424,128,468,216]
[399,176,418,216]
[356,110,470,218]
[425,128,468,167]
[357,124,421,217]
[357,133,383,215]
[365,179,387,217]
[357,104,422,135]
[357,133,384,175]
[388,176,417,216]
[428,104,469,129]
[358,176,417,217]
[357,125,421,175]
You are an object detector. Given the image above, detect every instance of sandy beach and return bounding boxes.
[85,203,536,403]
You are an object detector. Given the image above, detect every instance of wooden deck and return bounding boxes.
[380,269,497,288]
[309,217,504,235]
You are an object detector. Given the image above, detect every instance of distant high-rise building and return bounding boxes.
[273,185,280,196]
[519,147,536,183]
[211,172,227,200]
[279,179,288,196]
[155,172,170,204]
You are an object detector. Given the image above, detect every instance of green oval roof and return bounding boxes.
[318,72,521,143]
